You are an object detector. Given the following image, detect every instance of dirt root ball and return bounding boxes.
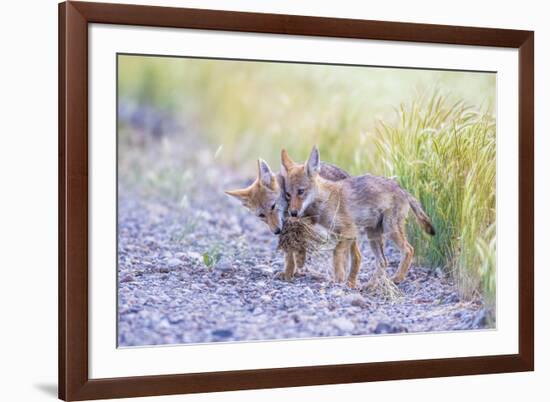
[277,217,335,254]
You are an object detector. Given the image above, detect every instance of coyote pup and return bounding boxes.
[225,158,351,280]
[281,146,435,287]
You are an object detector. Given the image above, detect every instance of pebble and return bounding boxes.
[343,293,368,308]
[215,260,234,272]
[373,322,408,334]
[260,295,272,303]
[120,274,135,283]
[185,252,203,263]
[332,317,355,332]
[167,258,182,267]
[212,329,233,339]
[373,322,394,334]
[473,309,488,328]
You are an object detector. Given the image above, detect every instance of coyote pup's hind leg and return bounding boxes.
[366,227,388,273]
[347,241,362,288]
[389,225,414,284]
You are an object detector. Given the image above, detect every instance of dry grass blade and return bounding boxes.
[362,268,403,303]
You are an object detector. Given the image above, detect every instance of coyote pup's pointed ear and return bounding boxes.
[281,149,295,174]
[306,146,321,178]
[225,188,250,205]
[257,158,275,189]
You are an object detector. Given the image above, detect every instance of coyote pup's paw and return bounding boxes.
[347,279,359,289]
[274,271,294,282]
[391,274,405,285]
[294,267,308,277]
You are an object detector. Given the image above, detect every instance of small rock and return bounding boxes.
[332,317,355,332]
[343,294,368,308]
[167,258,181,267]
[185,252,203,263]
[260,295,272,303]
[120,274,135,283]
[374,323,393,334]
[203,279,215,288]
[415,297,432,304]
[168,312,186,324]
[212,329,233,339]
[257,264,273,276]
[134,289,147,299]
[473,309,488,328]
[445,294,460,304]
[158,319,171,330]
[374,322,408,334]
[215,260,234,272]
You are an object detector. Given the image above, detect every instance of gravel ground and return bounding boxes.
[117,114,491,347]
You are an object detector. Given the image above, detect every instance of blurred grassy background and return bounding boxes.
[118,54,496,308]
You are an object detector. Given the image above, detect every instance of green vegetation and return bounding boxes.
[375,95,496,303]
[202,246,222,268]
[118,55,496,305]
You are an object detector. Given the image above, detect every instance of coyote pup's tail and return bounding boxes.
[406,192,436,236]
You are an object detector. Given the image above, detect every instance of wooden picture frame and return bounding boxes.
[59,1,534,400]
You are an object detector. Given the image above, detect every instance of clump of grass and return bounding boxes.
[363,269,403,303]
[202,246,222,268]
[375,94,496,305]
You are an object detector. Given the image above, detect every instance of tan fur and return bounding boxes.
[281,146,435,286]
[226,157,350,281]
[225,159,285,235]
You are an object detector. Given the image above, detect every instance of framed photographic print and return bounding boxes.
[59,1,534,400]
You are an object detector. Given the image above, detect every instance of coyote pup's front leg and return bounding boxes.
[333,240,353,283]
[294,249,307,275]
[278,251,297,281]
[276,249,306,281]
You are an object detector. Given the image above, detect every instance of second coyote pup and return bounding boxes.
[281,146,435,287]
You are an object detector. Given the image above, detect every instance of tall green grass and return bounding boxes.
[374,95,496,303]
[118,55,495,175]
[118,55,496,305]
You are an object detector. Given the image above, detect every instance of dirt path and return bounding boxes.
[117,109,490,347]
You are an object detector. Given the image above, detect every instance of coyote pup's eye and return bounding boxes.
[258,213,266,218]
[271,203,276,210]
[285,192,291,200]
[297,189,305,196]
